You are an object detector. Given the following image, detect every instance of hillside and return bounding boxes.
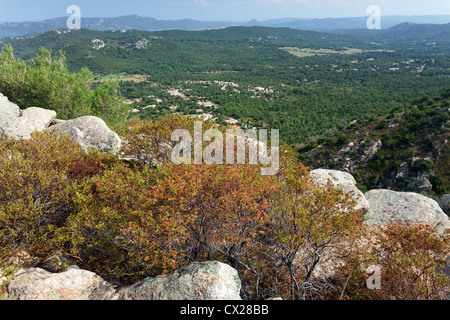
[337,22,450,48]
[298,88,450,198]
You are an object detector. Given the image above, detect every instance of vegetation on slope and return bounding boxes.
[298,88,450,197]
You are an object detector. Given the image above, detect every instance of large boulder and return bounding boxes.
[439,194,450,216]
[364,189,450,231]
[5,266,116,300]
[48,116,121,154]
[1,107,56,140]
[310,169,370,214]
[0,93,20,129]
[118,261,242,300]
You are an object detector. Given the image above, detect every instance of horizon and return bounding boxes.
[1,13,450,24]
[0,0,449,23]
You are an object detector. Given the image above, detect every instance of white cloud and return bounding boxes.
[194,0,211,6]
[234,0,354,5]
[257,0,310,3]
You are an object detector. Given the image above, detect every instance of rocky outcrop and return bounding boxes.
[0,93,20,129]
[1,107,56,140]
[310,169,370,214]
[364,189,450,231]
[4,266,116,300]
[330,139,382,173]
[48,116,121,155]
[440,194,450,216]
[0,93,121,154]
[118,261,242,300]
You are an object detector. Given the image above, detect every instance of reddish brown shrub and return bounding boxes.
[335,223,450,300]
[0,131,116,264]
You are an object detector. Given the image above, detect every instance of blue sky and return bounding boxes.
[0,0,449,22]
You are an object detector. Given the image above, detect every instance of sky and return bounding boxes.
[0,0,449,22]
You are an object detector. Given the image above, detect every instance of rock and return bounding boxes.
[310,169,370,214]
[1,107,56,140]
[0,251,40,288]
[48,116,121,154]
[0,93,20,129]
[361,139,382,162]
[5,267,116,300]
[364,189,450,231]
[439,195,450,215]
[41,252,78,273]
[118,261,242,300]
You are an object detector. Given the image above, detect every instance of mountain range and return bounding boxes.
[1,14,450,36]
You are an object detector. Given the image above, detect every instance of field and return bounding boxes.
[280,47,364,57]
[280,47,396,58]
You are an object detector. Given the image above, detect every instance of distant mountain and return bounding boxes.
[256,15,450,31]
[0,14,449,36]
[335,22,450,48]
[0,15,237,35]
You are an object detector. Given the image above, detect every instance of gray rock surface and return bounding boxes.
[310,169,370,214]
[5,267,116,300]
[439,194,450,216]
[48,116,121,154]
[118,261,242,300]
[0,93,20,129]
[364,189,450,231]
[1,107,56,140]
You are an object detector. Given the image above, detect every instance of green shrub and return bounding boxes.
[336,135,350,147]
[0,45,130,128]
[430,174,449,194]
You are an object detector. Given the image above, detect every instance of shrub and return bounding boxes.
[430,174,449,195]
[336,135,349,147]
[60,163,194,282]
[0,131,116,265]
[257,164,363,300]
[335,223,450,300]
[0,45,130,128]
